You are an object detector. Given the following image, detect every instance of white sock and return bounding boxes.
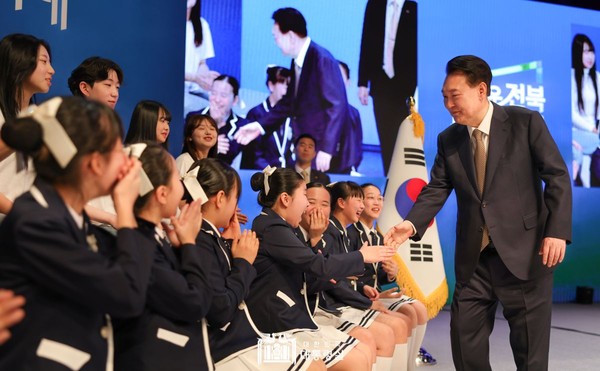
[392,343,408,371]
[407,328,417,371]
[409,324,427,371]
[376,356,393,371]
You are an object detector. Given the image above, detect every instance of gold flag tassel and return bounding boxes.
[392,253,448,320]
[408,96,425,139]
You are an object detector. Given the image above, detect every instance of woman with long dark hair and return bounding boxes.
[572,33,600,187]
[124,100,171,149]
[0,33,54,214]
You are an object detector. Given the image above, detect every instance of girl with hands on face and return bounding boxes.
[299,187,330,248]
[222,207,257,264]
[187,158,264,365]
[0,97,156,371]
[247,171,387,371]
[113,142,214,371]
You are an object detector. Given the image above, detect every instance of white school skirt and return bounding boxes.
[215,326,358,371]
[313,306,380,333]
[378,295,416,311]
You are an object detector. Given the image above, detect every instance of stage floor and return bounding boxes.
[421,303,600,370]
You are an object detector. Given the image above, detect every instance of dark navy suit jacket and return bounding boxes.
[0,179,154,371]
[406,103,572,283]
[347,222,392,294]
[113,218,214,371]
[258,41,348,158]
[334,104,363,172]
[246,208,364,334]
[195,220,259,362]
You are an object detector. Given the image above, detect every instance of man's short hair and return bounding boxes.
[294,133,317,148]
[445,55,492,96]
[272,8,307,38]
[68,56,124,97]
[266,66,291,87]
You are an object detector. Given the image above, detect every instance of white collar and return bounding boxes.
[204,219,221,238]
[468,100,494,138]
[388,0,405,8]
[359,220,375,235]
[66,204,84,230]
[298,225,310,241]
[294,37,311,69]
[295,164,310,174]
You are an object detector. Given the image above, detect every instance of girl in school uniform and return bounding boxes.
[347,183,431,369]
[0,96,154,371]
[0,33,55,214]
[247,167,397,371]
[91,101,173,229]
[298,182,397,371]
[329,181,423,371]
[113,142,213,371]
[183,158,264,370]
[186,159,317,371]
[175,114,218,176]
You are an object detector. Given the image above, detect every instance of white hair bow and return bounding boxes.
[124,143,154,196]
[182,166,208,204]
[263,165,277,195]
[18,97,77,168]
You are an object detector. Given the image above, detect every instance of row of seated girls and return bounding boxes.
[0,95,429,371]
[0,33,429,371]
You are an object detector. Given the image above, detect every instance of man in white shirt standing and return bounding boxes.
[358,0,417,176]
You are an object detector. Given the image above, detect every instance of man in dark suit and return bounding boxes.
[358,0,417,175]
[235,7,348,173]
[385,55,572,371]
[289,134,331,185]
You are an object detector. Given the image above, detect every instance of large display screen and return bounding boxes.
[197,0,599,301]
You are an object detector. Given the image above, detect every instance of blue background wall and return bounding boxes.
[0,0,186,155]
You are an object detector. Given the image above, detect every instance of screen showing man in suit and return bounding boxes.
[234,7,349,175]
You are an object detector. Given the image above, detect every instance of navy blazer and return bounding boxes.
[333,104,363,172]
[258,41,348,157]
[241,99,293,169]
[317,218,372,311]
[358,0,417,97]
[294,227,346,315]
[347,222,392,294]
[406,103,572,282]
[246,208,365,334]
[0,178,154,371]
[113,218,214,371]
[187,107,248,165]
[195,220,259,362]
